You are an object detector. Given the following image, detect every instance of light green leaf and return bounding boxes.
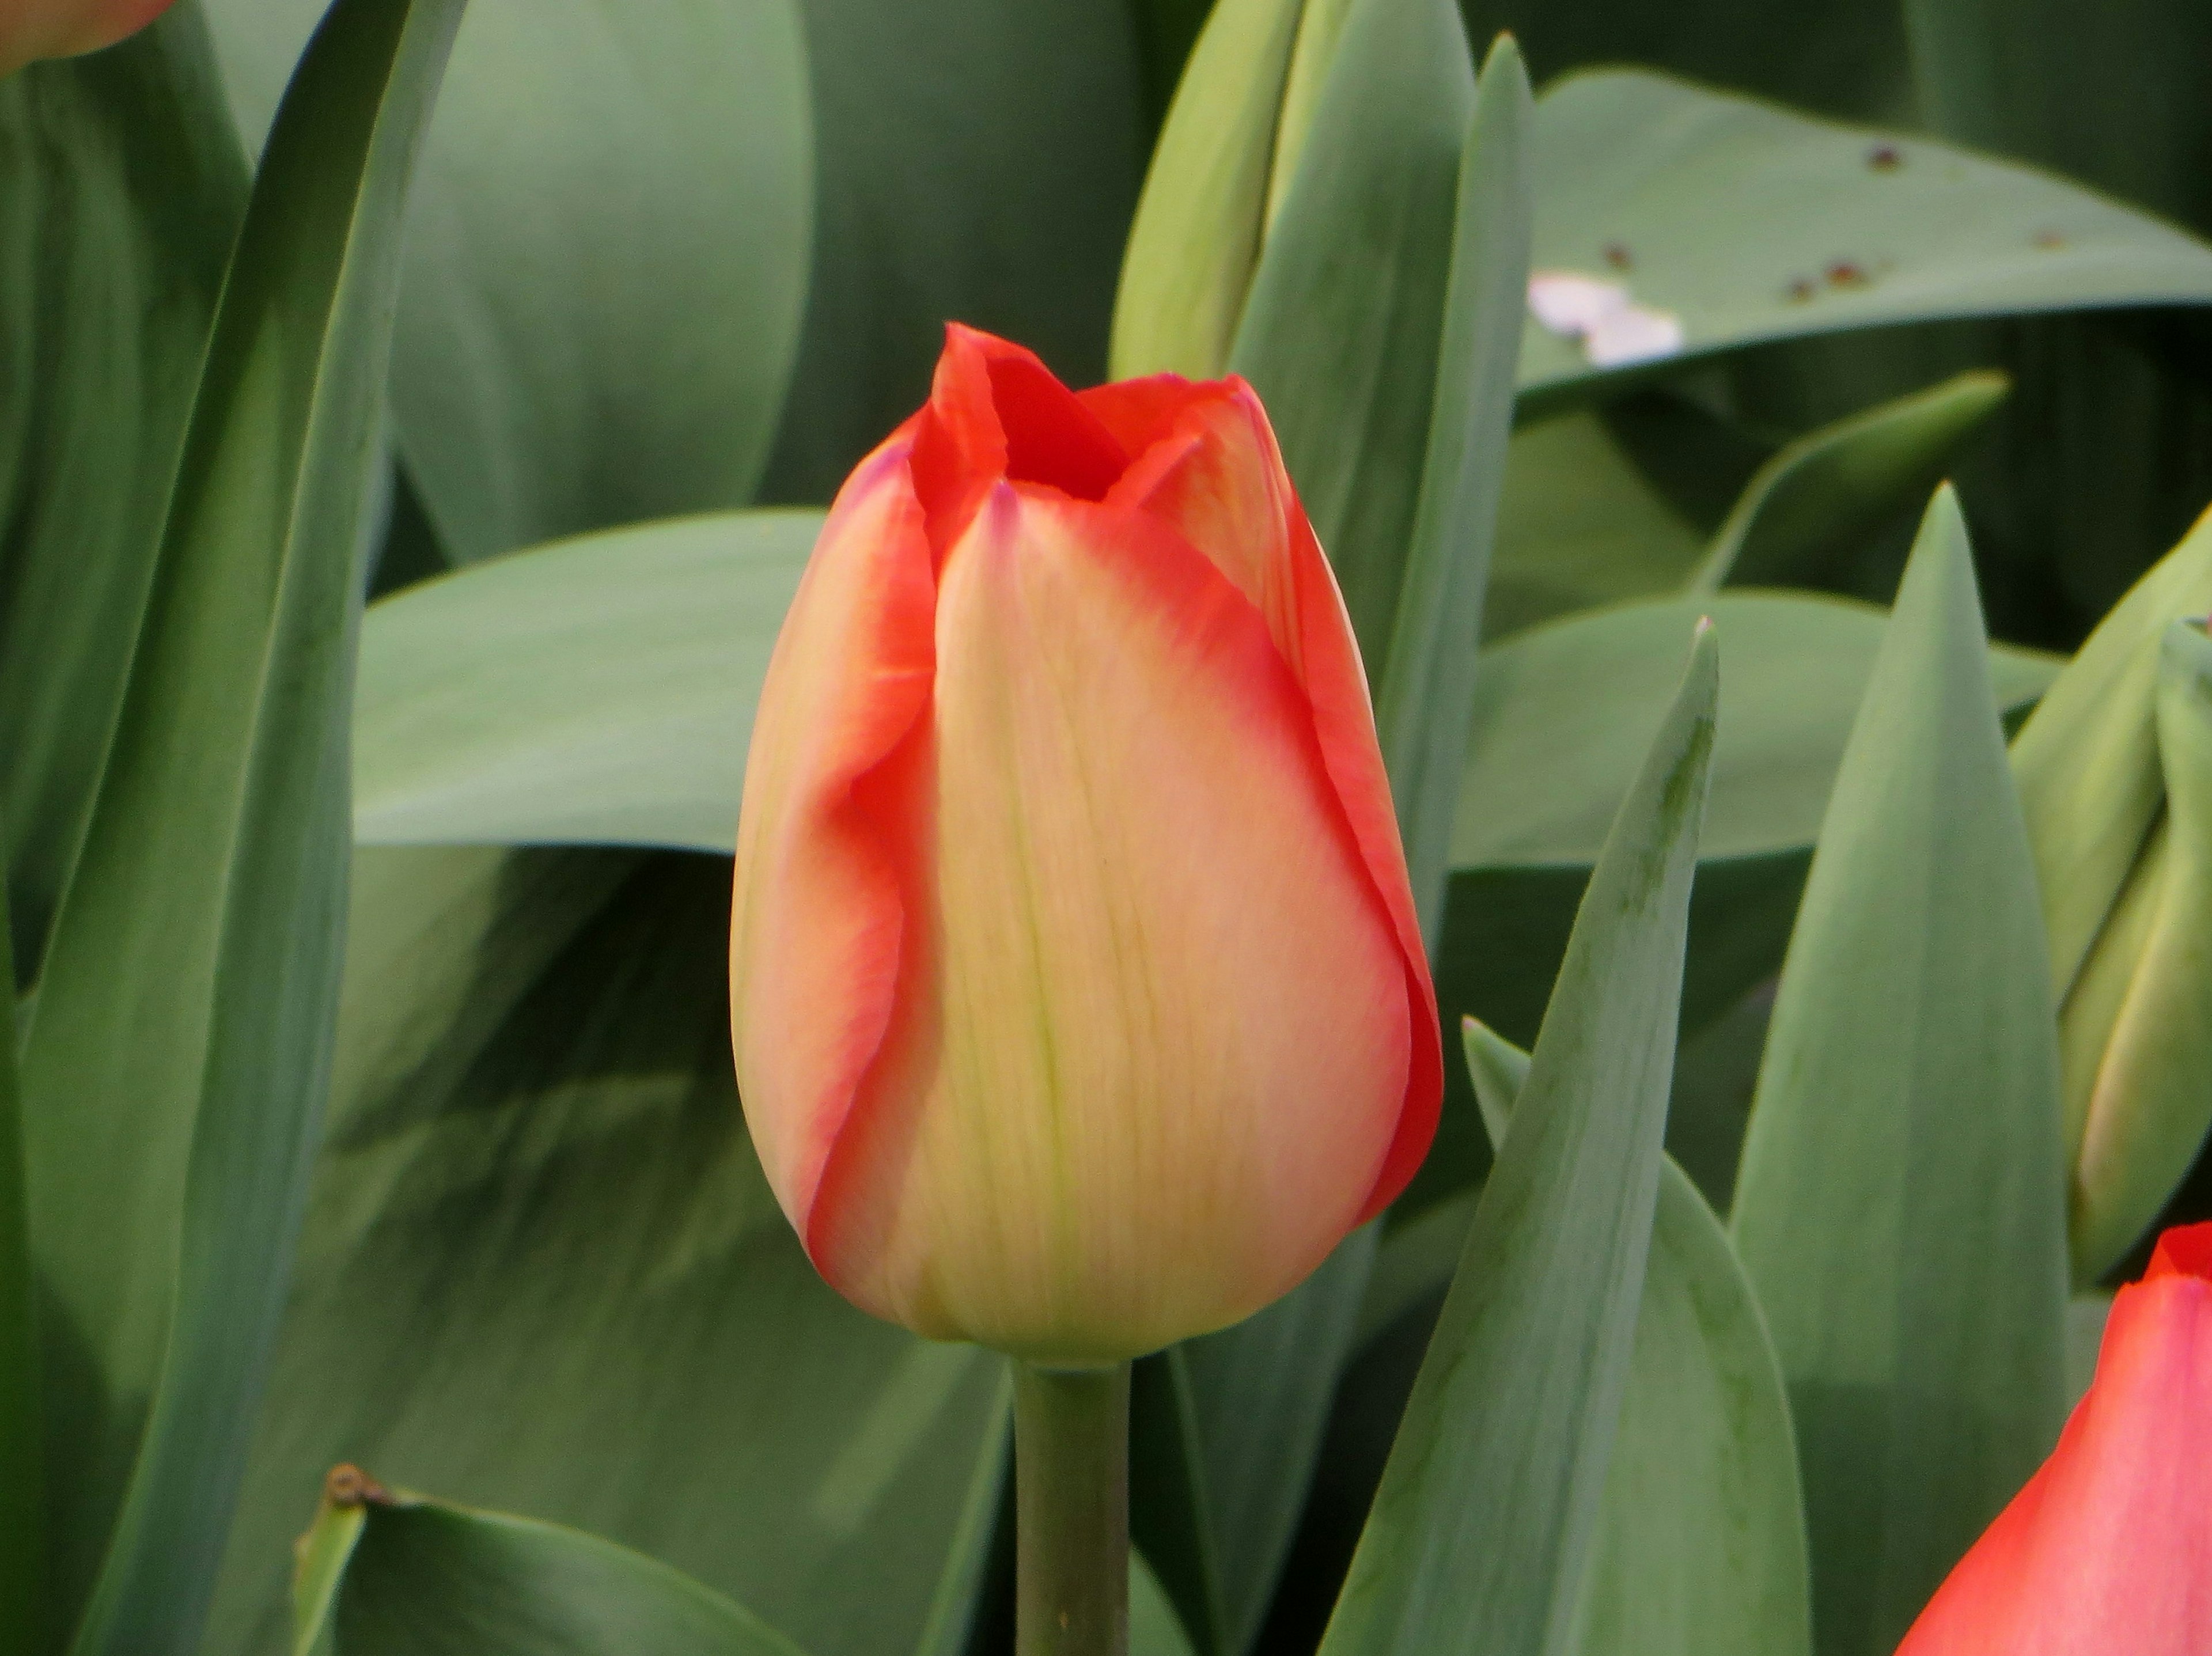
[1264,0,1355,227]
[1523,70,2212,402]
[16,1,464,1649]
[207,847,1006,1656]
[2060,621,2212,1277]
[1694,370,2010,591]
[1376,35,1533,940]
[204,0,812,566]
[1729,489,2069,1656]
[0,4,247,976]
[2012,510,2212,1007]
[290,1482,805,1655]
[1454,592,2061,871]
[1461,1021,1810,1656]
[1231,0,1474,667]
[1109,0,1305,380]
[353,511,820,854]
[1318,624,1714,1656]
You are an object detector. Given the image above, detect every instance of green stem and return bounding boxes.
[1014,1360,1131,1656]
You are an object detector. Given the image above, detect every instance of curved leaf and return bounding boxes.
[353,511,821,853]
[1455,592,2060,871]
[1524,70,2212,403]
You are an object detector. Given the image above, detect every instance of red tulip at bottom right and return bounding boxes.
[1896,1221,2212,1654]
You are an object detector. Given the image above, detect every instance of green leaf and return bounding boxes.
[289,1481,806,1656]
[206,847,1006,1656]
[2011,511,2212,1008]
[1317,623,1715,1656]
[1375,35,1534,941]
[1109,0,1306,380]
[1454,592,2061,872]
[0,862,40,1643]
[0,4,247,977]
[203,0,812,566]
[1522,70,2212,404]
[1729,489,2069,1656]
[1460,1021,1810,1656]
[353,511,820,854]
[1132,1552,1202,1656]
[1130,1355,1227,1656]
[15,1,465,1649]
[1693,370,2010,591]
[2058,620,2212,1277]
[1230,0,1474,668]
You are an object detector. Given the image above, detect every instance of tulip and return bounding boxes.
[2013,511,2212,1280]
[1893,1221,2212,1654]
[729,323,1440,1365]
[0,0,174,77]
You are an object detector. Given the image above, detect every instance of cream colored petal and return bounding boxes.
[817,484,1411,1362]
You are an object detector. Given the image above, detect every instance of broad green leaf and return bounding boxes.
[1461,1022,1810,1656]
[1231,0,1474,668]
[1454,592,2061,871]
[1376,36,1533,941]
[287,1480,804,1656]
[1133,1553,1202,1656]
[1128,0,1215,128]
[2059,622,2212,1278]
[0,5,247,977]
[1522,70,2212,403]
[204,0,812,566]
[1264,0,1355,227]
[16,2,464,1649]
[1109,0,1305,380]
[1729,490,2069,1656]
[1317,624,1714,1656]
[207,847,1006,1656]
[912,1378,1012,1656]
[0,862,39,1641]
[1693,370,2009,591]
[353,511,821,854]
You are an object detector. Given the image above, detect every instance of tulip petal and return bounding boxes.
[729,439,937,1238]
[812,483,1414,1359]
[1896,1224,2212,1654]
[1104,377,1442,1218]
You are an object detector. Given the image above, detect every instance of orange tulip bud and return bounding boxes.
[730,324,1439,1363]
[0,0,174,76]
[1895,1221,2212,1653]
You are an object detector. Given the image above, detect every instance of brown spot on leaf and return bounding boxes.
[2034,229,2068,249]
[1869,145,1903,171]
[324,1464,392,1509]
[1603,240,1633,271]
[1787,277,1817,302]
[1826,260,1870,289]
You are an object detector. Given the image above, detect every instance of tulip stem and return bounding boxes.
[1014,1360,1131,1656]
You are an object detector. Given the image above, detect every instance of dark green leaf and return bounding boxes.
[0,861,40,1642]
[1729,490,2069,1656]
[1460,1021,1809,1656]
[1231,0,1474,666]
[353,511,821,854]
[1130,1354,1227,1656]
[207,848,1006,1656]
[1694,370,2009,590]
[204,0,812,564]
[1523,71,2212,406]
[17,2,465,1649]
[0,5,247,977]
[1318,624,1714,1656]
[1375,35,1533,940]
